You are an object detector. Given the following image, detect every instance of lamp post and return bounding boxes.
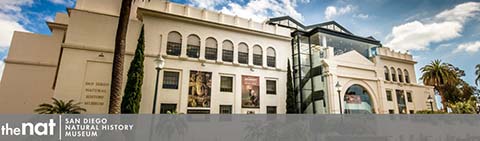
[152,56,165,114]
[335,81,342,114]
[427,95,434,113]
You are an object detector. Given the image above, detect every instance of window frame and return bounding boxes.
[386,90,393,101]
[266,47,276,67]
[219,105,233,114]
[205,37,218,60]
[253,45,263,66]
[186,34,201,58]
[166,31,182,56]
[266,80,277,95]
[266,106,277,114]
[404,69,410,83]
[222,40,234,62]
[220,76,234,93]
[406,92,413,102]
[388,109,395,114]
[391,67,397,82]
[238,43,249,64]
[384,66,390,81]
[397,68,403,83]
[160,103,177,114]
[162,71,180,89]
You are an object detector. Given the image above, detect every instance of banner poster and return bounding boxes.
[242,75,260,108]
[188,70,212,108]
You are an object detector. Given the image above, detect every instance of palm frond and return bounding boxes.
[34,98,86,114]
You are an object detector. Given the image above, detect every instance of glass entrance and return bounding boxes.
[344,84,374,114]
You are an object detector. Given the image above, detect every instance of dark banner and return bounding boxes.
[0,115,480,141]
[188,70,212,108]
[241,75,260,108]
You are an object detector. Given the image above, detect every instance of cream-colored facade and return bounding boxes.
[316,47,436,114]
[0,0,435,114]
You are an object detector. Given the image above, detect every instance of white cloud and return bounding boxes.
[188,0,226,10]
[324,5,355,20]
[44,16,54,22]
[0,0,31,48]
[0,0,32,81]
[0,0,33,12]
[48,0,75,7]
[435,2,480,23]
[354,13,369,19]
[386,21,462,51]
[0,13,28,47]
[385,2,480,52]
[189,0,308,22]
[454,41,480,54]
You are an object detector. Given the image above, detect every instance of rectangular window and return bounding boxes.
[266,80,277,95]
[220,76,233,92]
[396,90,407,114]
[267,56,276,67]
[205,47,217,60]
[166,42,181,56]
[219,105,232,114]
[238,52,248,64]
[187,45,200,58]
[388,109,395,114]
[386,90,392,101]
[162,71,179,89]
[160,104,177,114]
[222,50,233,62]
[253,54,263,66]
[407,92,412,102]
[267,106,277,114]
[409,110,414,114]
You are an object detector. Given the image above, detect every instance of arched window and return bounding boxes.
[267,47,276,67]
[205,37,217,60]
[222,40,233,62]
[404,69,410,83]
[253,45,263,66]
[167,31,182,56]
[344,84,374,114]
[238,43,248,64]
[384,66,390,81]
[397,68,403,83]
[391,67,397,82]
[186,34,200,58]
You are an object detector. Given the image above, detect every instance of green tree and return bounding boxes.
[34,98,86,114]
[109,0,150,114]
[121,26,145,113]
[286,59,297,113]
[420,60,459,112]
[450,97,477,114]
[415,110,447,114]
[476,64,480,86]
[442,80,475,104]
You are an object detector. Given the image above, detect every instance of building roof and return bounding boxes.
[267,16,380,44]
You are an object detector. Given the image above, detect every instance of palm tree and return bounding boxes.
[110,0,150,114]
[475,64,480,86]
[109,0,134,114]
[34,98,86,114]
[420,60,459,112]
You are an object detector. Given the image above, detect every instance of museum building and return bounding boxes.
[0,0,436,114]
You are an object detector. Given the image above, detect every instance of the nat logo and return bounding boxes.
[1,119,56,136]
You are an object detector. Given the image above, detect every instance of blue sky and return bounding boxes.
[0,0,479,88]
